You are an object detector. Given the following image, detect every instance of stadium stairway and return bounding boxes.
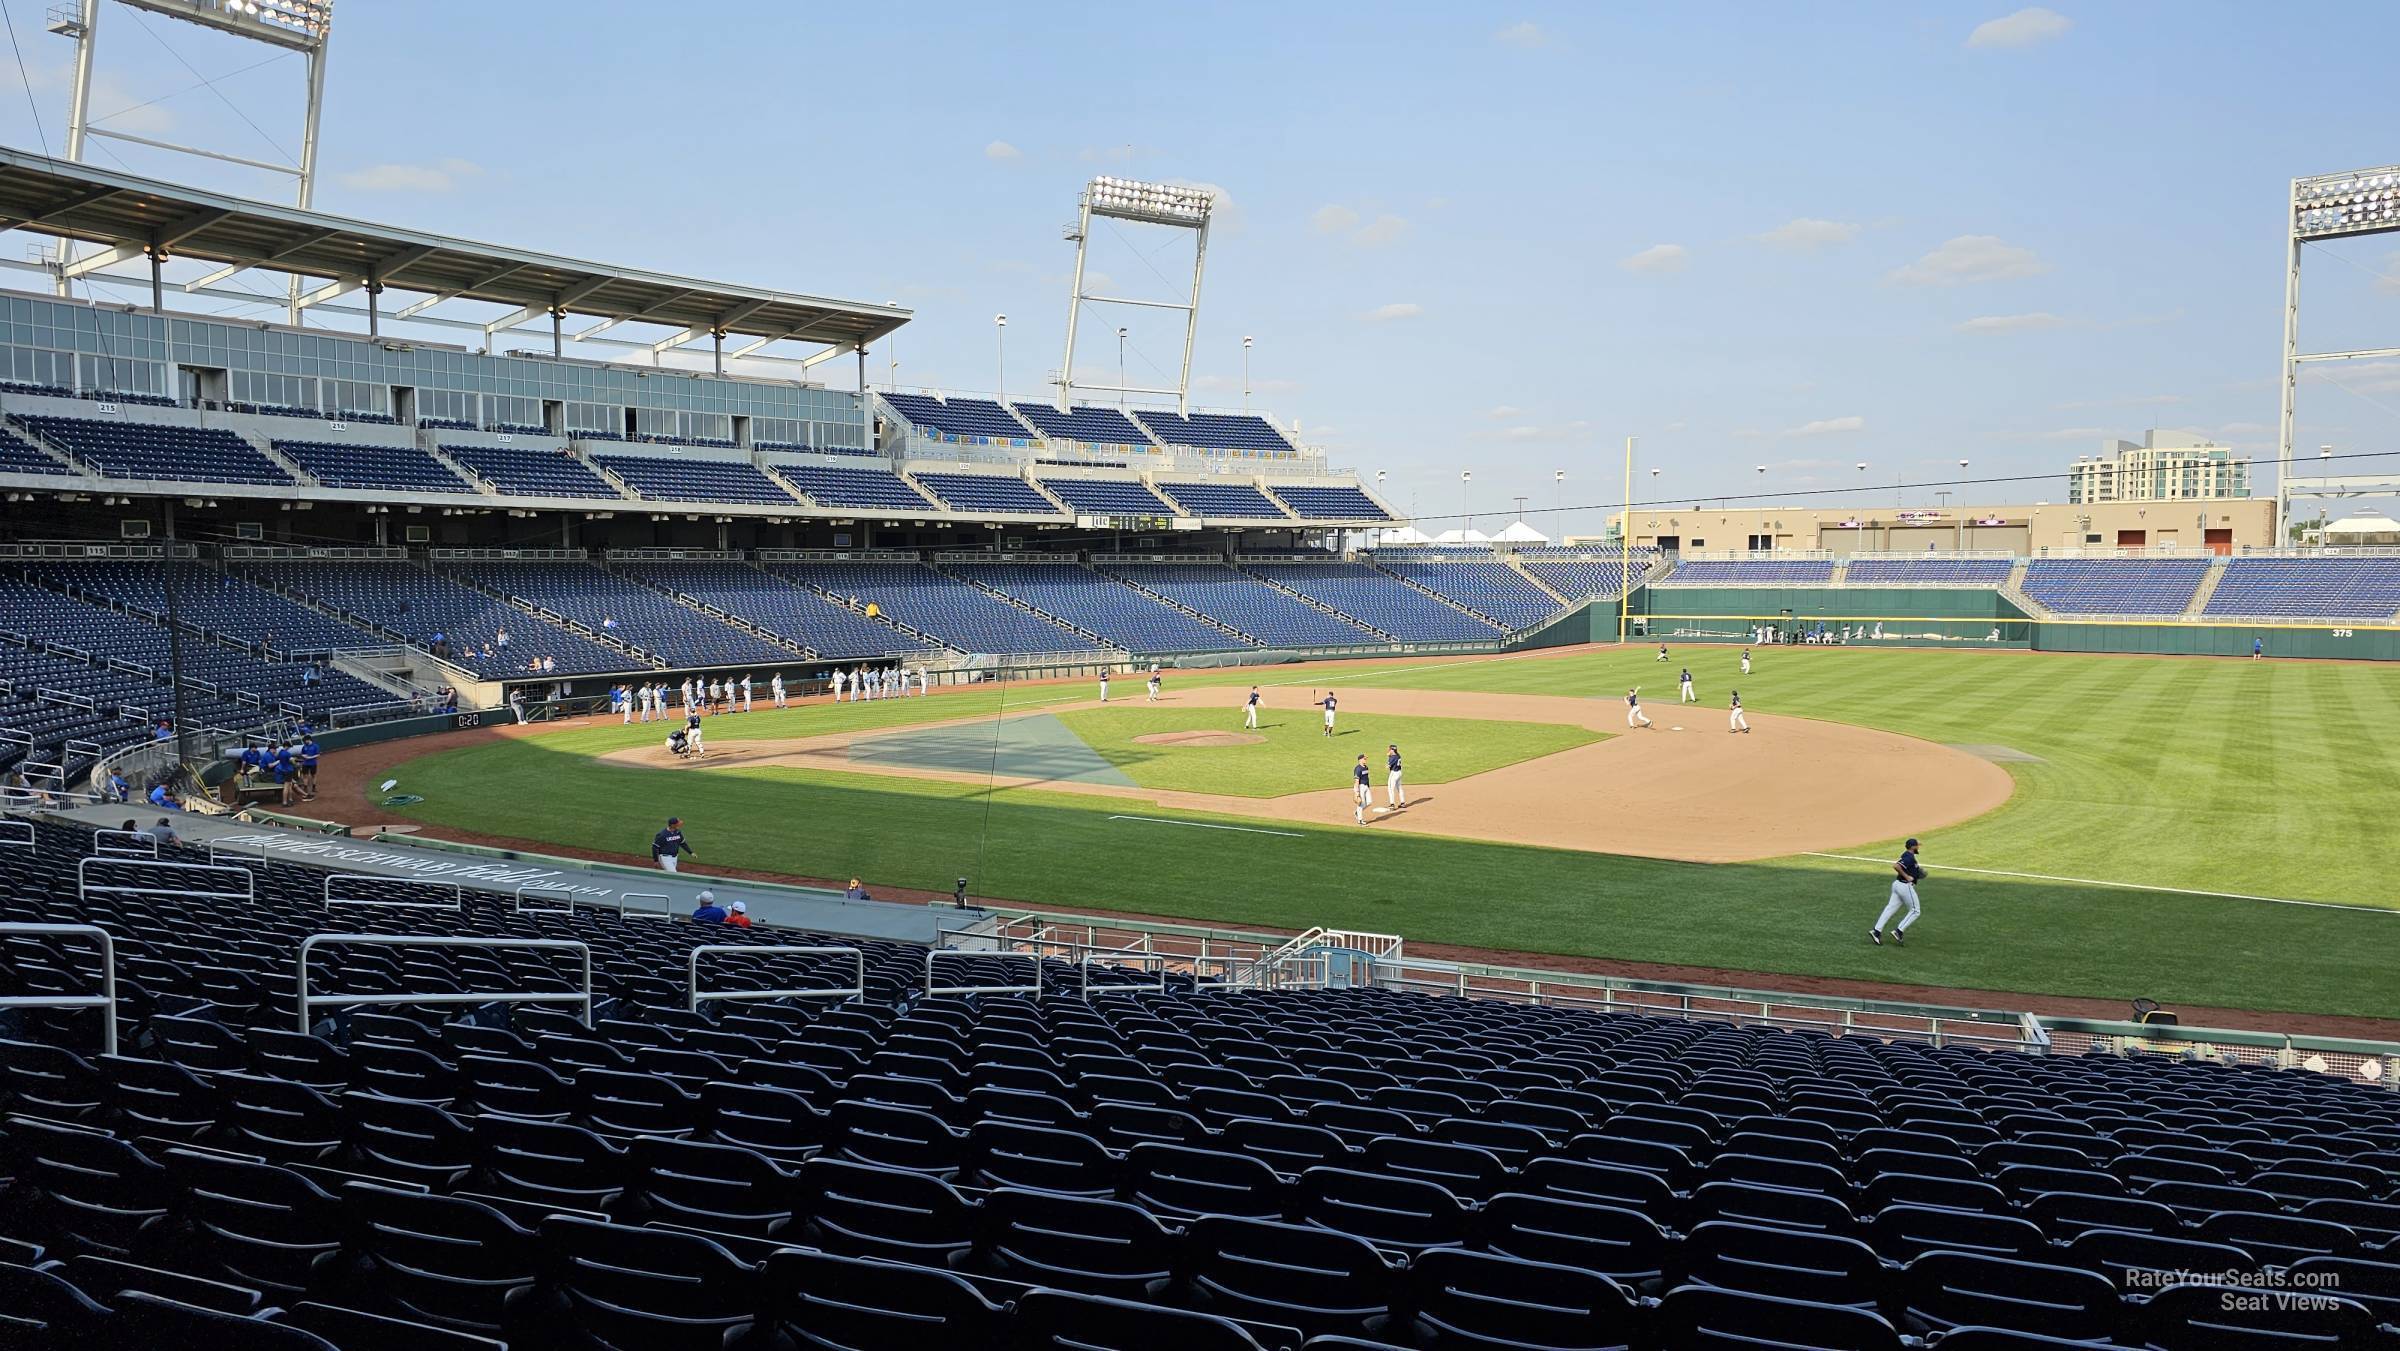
[0,420,78,474]
[1232,563,1399,642]
[419,440,487,492]
[245,433,315,487]
[1828,561,1851,585]
[1365,558,1521,631]
[2182,558,2230,618]
[925,561,1118,653]
[580,455,641,503]
[1079,560,1255,647]
[1505,558,1572,607]
[1997,562,2047,619]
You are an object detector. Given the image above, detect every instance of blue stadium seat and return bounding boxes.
[772,464,939,512]
[591,453,801,505]
[1097,562,1381,646]
[1039,476,1180,516]
[275,439,474,493]
[1013,402,1159,446]
[2020,559,2212,615]
[911,472,1064,515]
[22,415,291,485]
[443,444,620,499]
[947,563,1244,653]
[2205,556,2400,620]
[1156,481,1290,519]
[1272,485,1390,520]
[1247,562,1504,642]
[880,392,1037,441]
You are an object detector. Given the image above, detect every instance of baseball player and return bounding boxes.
[1352,754,1372,824]
[1625,687,1652,729]
[1099,670,1110,702]
[1870,838,1927,945]
[1656,643,1669,663]
[1321,692,1338,736]
[771,672,786,708]
[615,684,631,725]
[831,667,846,702]
[1385,743,1406,809]
[1740,648,1751,676]
[652,816,694,872]
[739,674,753,713]
[1147,670,1162,702]
[683,712,706,757]
[1243,686,1260,729]
[1728,689,1750,734]
[1679,667,1696,704]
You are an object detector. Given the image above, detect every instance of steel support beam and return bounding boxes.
[184,228,344,291]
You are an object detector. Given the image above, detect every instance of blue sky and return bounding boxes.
[3,0,2397,534]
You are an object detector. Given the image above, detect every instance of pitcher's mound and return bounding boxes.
[1134,731,1265,748]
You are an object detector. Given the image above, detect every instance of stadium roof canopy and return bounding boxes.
[0,146,910,357]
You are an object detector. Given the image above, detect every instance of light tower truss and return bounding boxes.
[2277,163,2400,528]
[46,0,334,321]
[1055,176,1214,415]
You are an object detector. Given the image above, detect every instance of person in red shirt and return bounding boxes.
[725,900,753,929]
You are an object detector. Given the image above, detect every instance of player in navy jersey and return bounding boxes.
[1384,744,1407,809]
[1351,754,1372,824]
[1871,838,1927,945]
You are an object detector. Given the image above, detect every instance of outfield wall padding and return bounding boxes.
[2033,621,2400,661]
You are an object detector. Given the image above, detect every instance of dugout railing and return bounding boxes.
[2027,1015,2397,1090]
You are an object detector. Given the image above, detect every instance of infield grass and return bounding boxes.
[1050,704,1601,797]
[379,645,2400,1020]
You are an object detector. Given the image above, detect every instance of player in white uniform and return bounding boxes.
[1740,648,1751,676]
[1679,668,1696,704]
[1352,755,1372,824]
[1321,693,1338,736]
[771,672,786,708]
[1871,839,1927,945]
[1243,686,1260,729]
[1385,744,1407,809]
[739,675,753,712]
[1728,689,1750,733]
[1146,671,1161,703]
[1098,670,1110,703]
[830,668,844,702]
[1625,687,1652,729]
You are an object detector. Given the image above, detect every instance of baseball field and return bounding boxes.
[349,644,2400,1025]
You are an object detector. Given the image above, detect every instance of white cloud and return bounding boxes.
[2053,393,2185,410]
[2380,251,2400,294]
[1755,218,1861,252]
[1662,420,1688,433]
[1486,405,1523,419]
[1352,214,1409,247]
[2306,361,2400,395]
[1788,416,1866,437]
[336,158,483,192]
[1079,144,1145,164]
[984,140,1023,162]
[1484,419,1594,443]
[24,63,173,136]
[1311,205,1360,235]
[1957,312,2069,334]
[1888,234,2050,286]
[1494,21,1548,47]
[1968,7,2073,48]
[1361,302,1422,323]
[1620,243,1689,274]
[2041,426,2109,440]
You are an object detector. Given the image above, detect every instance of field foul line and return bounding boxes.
[1800,853,2394,916]
[1108,815,1304,838]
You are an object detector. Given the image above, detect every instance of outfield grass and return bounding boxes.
[1050,705,1600,797]
[378,647,2400,1020]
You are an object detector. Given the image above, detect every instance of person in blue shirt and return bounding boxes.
[1321,692,1338,737]
[298,738,320,800]
[1871,838,1928,946]
[1351,754,1372,825]
[238,743,262,783]
[146,781,179,810]
[2253,636,2264,660]
[653,817,694,873]
[689,889,728,924]
[1385,744,1407,810]
[1243,685,1260,730]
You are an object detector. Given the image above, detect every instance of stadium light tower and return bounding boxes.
[2279,164,2400,530]
[1057,176,1215,414]
[48,0,336,321]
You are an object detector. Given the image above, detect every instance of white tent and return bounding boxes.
[1493,519,1550,544]
[2324,512,2400,544]
[1375,523,1433,545]
[1431,528,1492,545]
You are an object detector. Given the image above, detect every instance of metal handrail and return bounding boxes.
[91,829,158,857]
[0,818,32,850]
[0,922,116,1054]
[515,884,577,914]
[615,891,674,919]
[688,944,865,1012]
[1075,949,1168,995]
[77,855,255,904]
[324,873,463,910]
[296,934,592,1033]
[925,948,1043,997]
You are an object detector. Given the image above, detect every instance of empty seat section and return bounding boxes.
[1248,562,1504,642]
[911,473,1063,516]
[1517,548,1659,598]
[590,454,800,505]
[880,393,1036,441]
[772,464,938,512]
[273,440,473,493]
[23,415,292,485]
[1659,558,1839,584]
[1380,559,1561,628]
[764,561,1095,654]
[1272,485,1390,520]
[1155,481,1289,519]
[2020,558,2212,614]
[1846,557,2016,585]
[2204,557,2400,620]
[1097,562,1380,646]
[433,560,791,667]
[442,444,619,499]
[235,560,630,675]
[0,426,71,475]
[1133,410,1296,453]
[1037,477,1179,516]
[1011,402,1156,446]
[611,560,937,660]
[947,564,1245,654]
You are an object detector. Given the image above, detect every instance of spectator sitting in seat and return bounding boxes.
[844,877,870,903]
[725,900,752,929]
[690,889,728,924]
[151,817,178,848]
[102,770,129,804]
[146,780,180,810]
